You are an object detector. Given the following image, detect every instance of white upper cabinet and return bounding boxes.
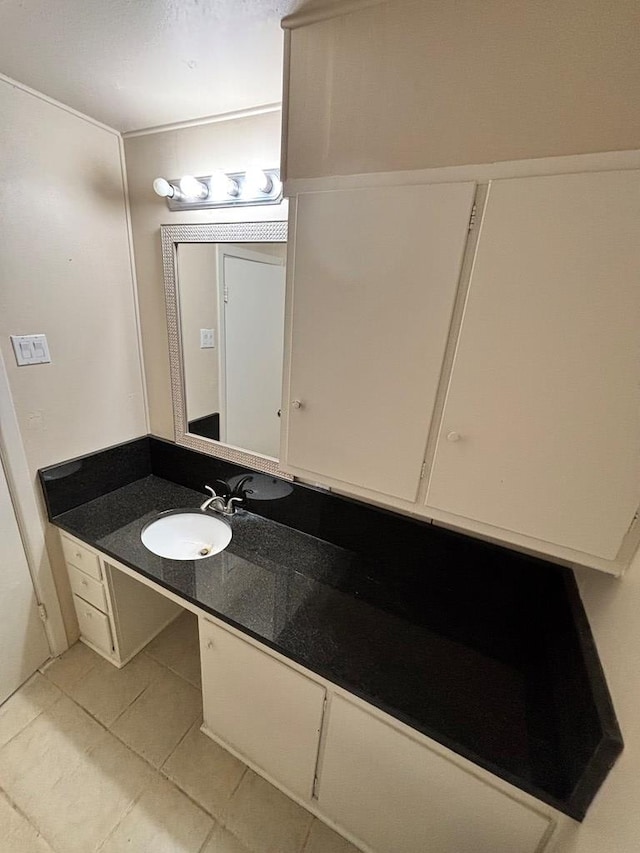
[426,170,640,562]
[282,182,476,502]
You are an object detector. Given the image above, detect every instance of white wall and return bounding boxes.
[122,111,286,439]
[0,76,147,638]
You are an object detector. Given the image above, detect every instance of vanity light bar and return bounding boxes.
[153,168,283,211]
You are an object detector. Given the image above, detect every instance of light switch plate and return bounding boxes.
[11,334,51,366]
[200,328,215,348]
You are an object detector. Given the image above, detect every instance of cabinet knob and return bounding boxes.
[207,640,214,650]
[447,431,461,443]
[81,579,88,586]
[75,552,82,559]
[292,399,304,410]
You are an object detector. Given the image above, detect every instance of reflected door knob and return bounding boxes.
[447,431,461,443]
[292,400,304,410]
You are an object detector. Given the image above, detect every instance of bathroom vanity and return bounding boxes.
[40,436,622,853]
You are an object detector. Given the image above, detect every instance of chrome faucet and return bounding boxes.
[200,484,244,516]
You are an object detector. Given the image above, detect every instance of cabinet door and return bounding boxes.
[199,618,325,800]
[318,695,551,853]
[426,170,640,560]
[283,182,476,501]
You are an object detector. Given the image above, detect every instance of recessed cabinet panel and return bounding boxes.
[284,182,476,501]
[426,170,640,560]
[200,618,326,800]
[318,695,551,853]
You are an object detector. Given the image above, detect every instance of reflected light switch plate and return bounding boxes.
[11,334,52,366]
[200,329,215,348]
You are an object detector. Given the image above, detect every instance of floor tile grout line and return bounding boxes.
[228,765,249,803]
[1,684,207,845]
[93,782,150,853]
[142,647,202,690]
[3,648,336,853]
[154,767,222,824]
[40,646,101,688]
[3,638,224,849]
[0,688,63,753]
[12,637,270,846]
[0,782,63,853]
[105,675,157,729]
[3,686,211,853]
[300,816,315,852]
[197,821,219,853]
[0,774,67,853]
[158,715,201,773]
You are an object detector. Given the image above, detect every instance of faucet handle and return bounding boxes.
[225,496,244,512]
[231,475,254,499]
[215,479,231,497]
[204,485,217,498]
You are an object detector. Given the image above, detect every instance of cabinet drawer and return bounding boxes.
[73,595,113,655]
[62,535,101,580]
[68,564,107,613]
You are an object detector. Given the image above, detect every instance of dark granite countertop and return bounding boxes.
[41,438,623,821]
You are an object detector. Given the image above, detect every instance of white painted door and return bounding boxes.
[219,249,286,458]
[0,456,50,704]
[317,695,551,853]
[200,618,326,800]
[426,170,640,561]
[282,182,476,501]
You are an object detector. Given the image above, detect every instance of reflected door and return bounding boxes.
[220,249,286,458]
[0,457,49,704]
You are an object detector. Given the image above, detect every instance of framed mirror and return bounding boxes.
[160,221,292,479]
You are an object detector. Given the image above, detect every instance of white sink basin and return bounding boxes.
[141,511,232,560]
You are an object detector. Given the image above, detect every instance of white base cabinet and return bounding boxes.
[199,616,557,853]
[58,533,560,853]
[199,617,326,800]
[317,695,551,853]
[60,532,181,666]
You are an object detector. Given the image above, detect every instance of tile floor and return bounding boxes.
[0,611,360,853]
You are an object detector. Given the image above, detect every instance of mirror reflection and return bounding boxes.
[176,242,286,459]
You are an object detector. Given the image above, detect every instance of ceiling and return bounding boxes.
[0,0,314,132]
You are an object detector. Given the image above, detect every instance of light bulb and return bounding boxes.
[179,175,208,200]
[153,177,175,198]
[244,167,273,196]
[209,170,239,199]
[269,175,282,198]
